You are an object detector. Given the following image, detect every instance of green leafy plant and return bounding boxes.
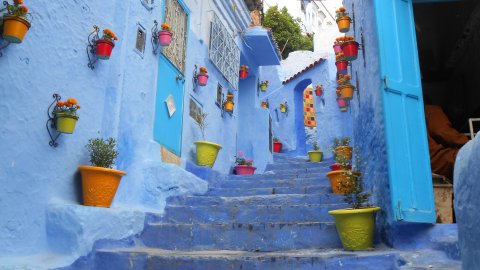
[1,0,29,18]
[338,149,371,209]
[85,137,119,168]
[312,142,320,151]
[331,137,351,154]
[235,151,253,166]
[273,137,280,143]
[194,112,208,140]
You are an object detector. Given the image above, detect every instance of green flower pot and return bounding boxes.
[328,207,381,250]
[194,141,222,167]
[55,113,79,134]
[308,150,323,162]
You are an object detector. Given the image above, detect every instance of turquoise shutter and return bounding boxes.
[374,0,435,222]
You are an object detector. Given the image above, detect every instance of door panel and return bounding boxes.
[374,0,436,222]
[153,0,189,156]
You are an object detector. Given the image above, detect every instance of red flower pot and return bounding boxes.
[96,39,115,60]
[330,163,352,171]
[335,60,348,74]
[158,30,173,46]
[197,74,209,86]
[341,41,359,61]
[235,165,256,175]
[315,89,323,96]
[273,142,282,153]
[239,70,248,79]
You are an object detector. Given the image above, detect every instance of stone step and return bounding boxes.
[265,161,331,171]
[205,185,332,196]
[141,222,342,251]
[162,203,347,223]
[93,248,404,270]
[228,173,329,181]
[221,177,330,188]
[167,193,344,207]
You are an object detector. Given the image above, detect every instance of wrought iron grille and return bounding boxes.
[209,14,240,89]
[163,0,188,73]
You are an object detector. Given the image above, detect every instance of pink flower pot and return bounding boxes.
[158,30,172,47]
[337,98,348,108]
[333,44,343,54]
[197,74,209,86]
[235,165,256,175]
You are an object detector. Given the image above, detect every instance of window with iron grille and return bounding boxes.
[209,14,240,89]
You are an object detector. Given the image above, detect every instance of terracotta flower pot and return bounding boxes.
[197,74,209,86]
[341,41,359,61]
[79,166,126,208]
[261,103,268,108]
[239,70,248,79]
[340,84,355,100]
[96,39,115,60]
[2,15,31,43]
[273,142,282,153]
[335,146,353,160]
[336,61,348,74]
[158,30,173,46]
[336,16,351,33]
[224,101,234,111]
[326,170,359,194]
[235,165,256,175]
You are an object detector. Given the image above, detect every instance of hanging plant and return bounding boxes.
[224,91,234,112]
[315,85,324,96]
[96,28,118,60]
[336,36,359,61]
[239,65,249,79]
[261,99,269,108]
[158,22,173,47]
[333,41,343,55]
[337,74,355,100]
[197,66,209,86]
[279,102,288,113]
[1,0,31,43]
[335,7,351,33]
[259,80,269,91]
[53,98,80,134]
[335,52,348,74]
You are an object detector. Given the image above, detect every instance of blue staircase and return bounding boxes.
[64,154,462,270]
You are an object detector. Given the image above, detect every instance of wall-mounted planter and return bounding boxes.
[336,16,351,33]
[280,103,288,113]
[54,112,79,134]
[339,84,355,100]
[315,87,323,97]
[235,165,256,175]
[308,151,323,162]
[260,83,267,91]
[273,142,283,153]
[2,14,31,43]
[96,39,115,60]
[335,61,348,74]
[79,166,126,208]
[337,98,348,108]
[194,141,222,167]
[329,207,381,250]
[261,102,268,108]
[239,70,248,79]
[333,43,343,54]
[224,101,234,111]
[341,41,359,61]
[197,73,208,86]
[158,30,172,46]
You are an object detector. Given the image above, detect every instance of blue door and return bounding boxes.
[154,0,189,156]
[374,0,436,222]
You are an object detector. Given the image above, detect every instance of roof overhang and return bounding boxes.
[242,26,281,66]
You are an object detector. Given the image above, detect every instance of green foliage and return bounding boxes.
[273,137,280,143]
[262,5,314,59]
[85,137,119,169]
[194,112,208,140]
[337,149,371,209]
[312,142,320,151]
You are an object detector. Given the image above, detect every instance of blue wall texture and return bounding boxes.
[0,0,277,267]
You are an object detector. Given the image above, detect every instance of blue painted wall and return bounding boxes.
[0,0,274,267]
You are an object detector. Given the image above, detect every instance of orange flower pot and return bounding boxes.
[79,166,126,208]
[340,85,355,100]
[326,170,359,194]
[224,101,234,111]
[336,16,351,33]
[335,146,353,160]
[2,15,31,43]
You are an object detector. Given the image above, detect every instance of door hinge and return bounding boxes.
[383,75,388,90]
[396,201,404,221]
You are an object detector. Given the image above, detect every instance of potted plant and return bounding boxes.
[259,80,269,91]
[326,150,357,194]
[1,0,31,43]
[234,151,256,175]
[224,91,234,112]
[279,102,288,113]
[335,7,351,33]
[329,162,381,251]
[337,74,355,100]
[158,22,172,47]
[315,85,324,96]
[96,28,118,60]
[79,137,126,208]
[197,66,209,86]
[53,98,80,134]
[261,99,269,109]
[193,112,222,167]
[273,137,282,153]
[333,137,352,160]
[335,52,348,74]
[308,142,323,162]
[239,65,249,79]
[339,35,359,61]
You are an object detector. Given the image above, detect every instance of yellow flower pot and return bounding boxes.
[55,113,79,134]
[79,166,126,208]
[194,141,222,167]
[335,146,353,160]
[280,106,287,113]
[224,101,234,112]
[260,84,267,91]
[328,207,381,250]
[308,151,323,162]
[2,15,31,43]
[336,16,351,33]
[340,85,355,100]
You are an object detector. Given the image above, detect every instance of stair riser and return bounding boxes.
[206,186,332,196]
[229,171,331,181]
[162,204,347,223]
[265,162,331,171]
[94,251,402,270]
[141,223,342,251]
[221,178,329,188]
[167,194,344,206]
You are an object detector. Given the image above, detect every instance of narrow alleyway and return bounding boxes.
[62,154,462,269]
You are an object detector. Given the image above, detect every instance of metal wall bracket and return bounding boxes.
[151,20,160,55]
[0,39,10,57]
[46,93,62,147]
[86,25,100,70]
[192,64,199,91]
